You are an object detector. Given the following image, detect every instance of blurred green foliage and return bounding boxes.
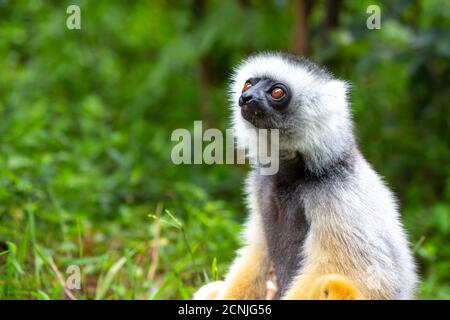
[0,0,448,299]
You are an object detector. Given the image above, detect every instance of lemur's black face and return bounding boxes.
[239,77,291,128]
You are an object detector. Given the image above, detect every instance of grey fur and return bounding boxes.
[256,147,358,298]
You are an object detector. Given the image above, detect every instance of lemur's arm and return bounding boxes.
[217,241,269,299]
[193,203,270,300]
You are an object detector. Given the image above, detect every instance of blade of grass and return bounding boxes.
[124,249,136,300]
[46,188,69,247]
[147,202,163,281]
[4,242,23,297]
[95,256,127,300]
[163,209,199,280]
[150,273,175,300]
[27,210,42,288]
[149,250,192,300]
[174,273,190,300]
[18,218,30,266]
[35,245,77,300]
[211,257,218,281]
[76,217,84,258]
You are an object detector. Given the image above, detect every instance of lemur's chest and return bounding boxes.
[257,175,311,299]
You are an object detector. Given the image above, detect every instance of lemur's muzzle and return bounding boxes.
[239,90,264,111]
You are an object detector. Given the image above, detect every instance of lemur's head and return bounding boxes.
[230,52,355,172]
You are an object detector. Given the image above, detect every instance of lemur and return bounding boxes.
[193,53,418,300]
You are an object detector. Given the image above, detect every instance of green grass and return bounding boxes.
[0,186,242,299]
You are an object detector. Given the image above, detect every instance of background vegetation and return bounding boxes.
[0,0,448,299]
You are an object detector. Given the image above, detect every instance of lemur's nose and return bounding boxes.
[239,92,255,107]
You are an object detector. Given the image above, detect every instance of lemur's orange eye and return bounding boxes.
[271,88,285,99]
[242,81,252,92]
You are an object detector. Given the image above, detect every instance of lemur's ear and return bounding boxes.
[321,79,349,97]
[317,79,349,112]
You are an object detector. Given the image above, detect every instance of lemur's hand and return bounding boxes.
[310,274,365,300]
[282,273,365,300]
[192,281,224,300]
